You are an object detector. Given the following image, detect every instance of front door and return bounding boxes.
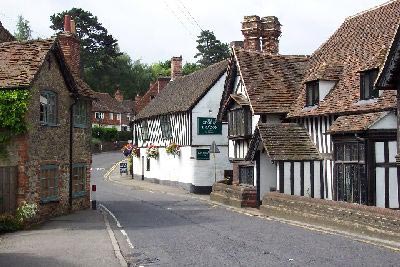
[334,141,368,204]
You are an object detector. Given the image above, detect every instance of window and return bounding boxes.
[140,121,149,141]
[73,100,87,128]
[360,69,379,100]
[334,141,367,204]
[109,112,114,120]
[117,114,121,121]
[72,164,86,197]
[305,81,319,106]
[95,112,104,120]
[239,166,254,185]
[40,165,58,202]
[160,115,172,139]
[40,91,57,126]
[227,107,252,137]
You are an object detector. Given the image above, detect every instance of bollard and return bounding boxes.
[91,184,97,210]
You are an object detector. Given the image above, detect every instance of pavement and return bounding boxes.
[0,209,121,267]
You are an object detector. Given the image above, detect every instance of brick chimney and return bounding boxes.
[241,15,261,52]
[114,88,124,102]
[58,15,81,76]
[171,56,182,81]
[260,16,281,55]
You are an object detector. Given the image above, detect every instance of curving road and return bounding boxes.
[92,152,400,266]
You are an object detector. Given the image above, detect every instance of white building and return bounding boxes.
[132,60,231,193]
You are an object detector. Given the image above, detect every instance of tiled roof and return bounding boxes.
[288,0,400,118]
[304,63,344,82]
[250,123,321,161]
[0,39,55,88]
[235,48,309,114]
[135,60,227,120]
[230,94,250,106]
[328,111,389,134]
[121,99,135,113]
[92,92,124,113]
[134,77,170,114]
[0,21,15,43]
[73,74,97,99]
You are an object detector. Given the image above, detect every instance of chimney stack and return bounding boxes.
[241,15,261,52]
[260,16,281,55]
[58,14,81,76]
[171,56,182,81]
[114,88,124,102]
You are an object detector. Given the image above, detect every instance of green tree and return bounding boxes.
[194,30,230,67]
[151,60,171,78]
[183,62,202,75]
[14,15,32,41]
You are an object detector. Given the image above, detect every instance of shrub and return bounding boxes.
[0,201,38,233]
[117,130,132,141]
[92,126,118,142]
[0,214,21,233]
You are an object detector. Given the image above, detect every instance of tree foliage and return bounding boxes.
[14,15,32,41]
[194,30,230,67]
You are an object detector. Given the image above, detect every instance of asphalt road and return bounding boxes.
[93,152,400,267]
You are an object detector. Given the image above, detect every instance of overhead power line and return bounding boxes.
[162,0,197,38]
[175,0,203,33]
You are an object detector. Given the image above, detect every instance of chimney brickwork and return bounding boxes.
[261,16,281,55]
[171,56,183,81]
[58,15,81,76]
[114,89,124,102]
[241,15,261,52]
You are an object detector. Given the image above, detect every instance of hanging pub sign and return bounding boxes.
[196,149,210,160]
[198,117,222,135]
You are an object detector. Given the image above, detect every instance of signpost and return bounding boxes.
[210,141,220,182]
[198,117,222,135]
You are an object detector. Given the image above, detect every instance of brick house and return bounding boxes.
[216,2,400,209]
[115,89,135,131]
[0,15,95,219]
[134,77,170,115]
[92,91,124,131]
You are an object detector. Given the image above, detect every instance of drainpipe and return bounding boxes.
[69,98,77,211]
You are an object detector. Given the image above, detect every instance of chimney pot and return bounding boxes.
[64,15,71,32]
[171,56,182,81]
[70,19,76,34]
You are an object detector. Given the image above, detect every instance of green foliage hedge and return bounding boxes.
[92,126,132,142]
[0,90,30,157]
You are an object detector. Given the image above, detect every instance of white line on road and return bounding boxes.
[99,204,135,250]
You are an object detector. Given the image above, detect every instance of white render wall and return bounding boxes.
[132,146,230,188]
[258,152,277,200]
[192,73,228,146]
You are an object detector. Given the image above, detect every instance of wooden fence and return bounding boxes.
[0,166,17,214]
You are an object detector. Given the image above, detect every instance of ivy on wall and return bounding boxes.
[0,90,30,157]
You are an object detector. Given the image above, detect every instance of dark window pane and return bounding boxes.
[359,165,368,205]
[353,165,360,203]
[344,144,352,161]
[359,143,365,162]
[239,166,254,185]
[337,164,344,201]
[335,144,344,161]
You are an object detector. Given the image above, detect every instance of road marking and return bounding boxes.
[101,210,128,267]
[100,204,135,251]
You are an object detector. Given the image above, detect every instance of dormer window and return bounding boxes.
[360,69,378,100]
[305,81,319,107]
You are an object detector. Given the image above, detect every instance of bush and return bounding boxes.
[92,126,118,142]
[0,201,38,233]
[117,130,132,141]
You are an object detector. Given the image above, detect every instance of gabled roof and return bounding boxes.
[0,39,55,88]
[134,77,170,114]
[0,21,15,43]
[135,60,227,120]
[246,123,321,161]
[327,111,390,134]
[0,38,96,99]
[92,92,124,113]
[122,99,135,114]
[288,0,400,118]
[234,48,308,114]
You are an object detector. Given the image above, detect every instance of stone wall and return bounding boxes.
[261,192,400,242]
[210,182,257,208]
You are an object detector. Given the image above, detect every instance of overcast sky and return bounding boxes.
[0,0,389,64]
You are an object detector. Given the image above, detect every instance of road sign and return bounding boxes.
[120,162,128,175]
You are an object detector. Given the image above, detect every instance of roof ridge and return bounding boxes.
[345,0,398,21]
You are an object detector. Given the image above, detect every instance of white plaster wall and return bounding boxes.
[314,161,321,199]
[388,141,397,163]
[132,146,231,188]
[389,167,399,208]
[259,152,277,200]
[228,140,235,158]
[319,80,336,102]
[375,142,385,163]
[376,167,385,208]
[294,162,301,196]
[304,162,311,197]
[265,114,282,124]
[370,112,397,130]
[192,73,228,146]
[284,162,291,194]
[252,115,260,133]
